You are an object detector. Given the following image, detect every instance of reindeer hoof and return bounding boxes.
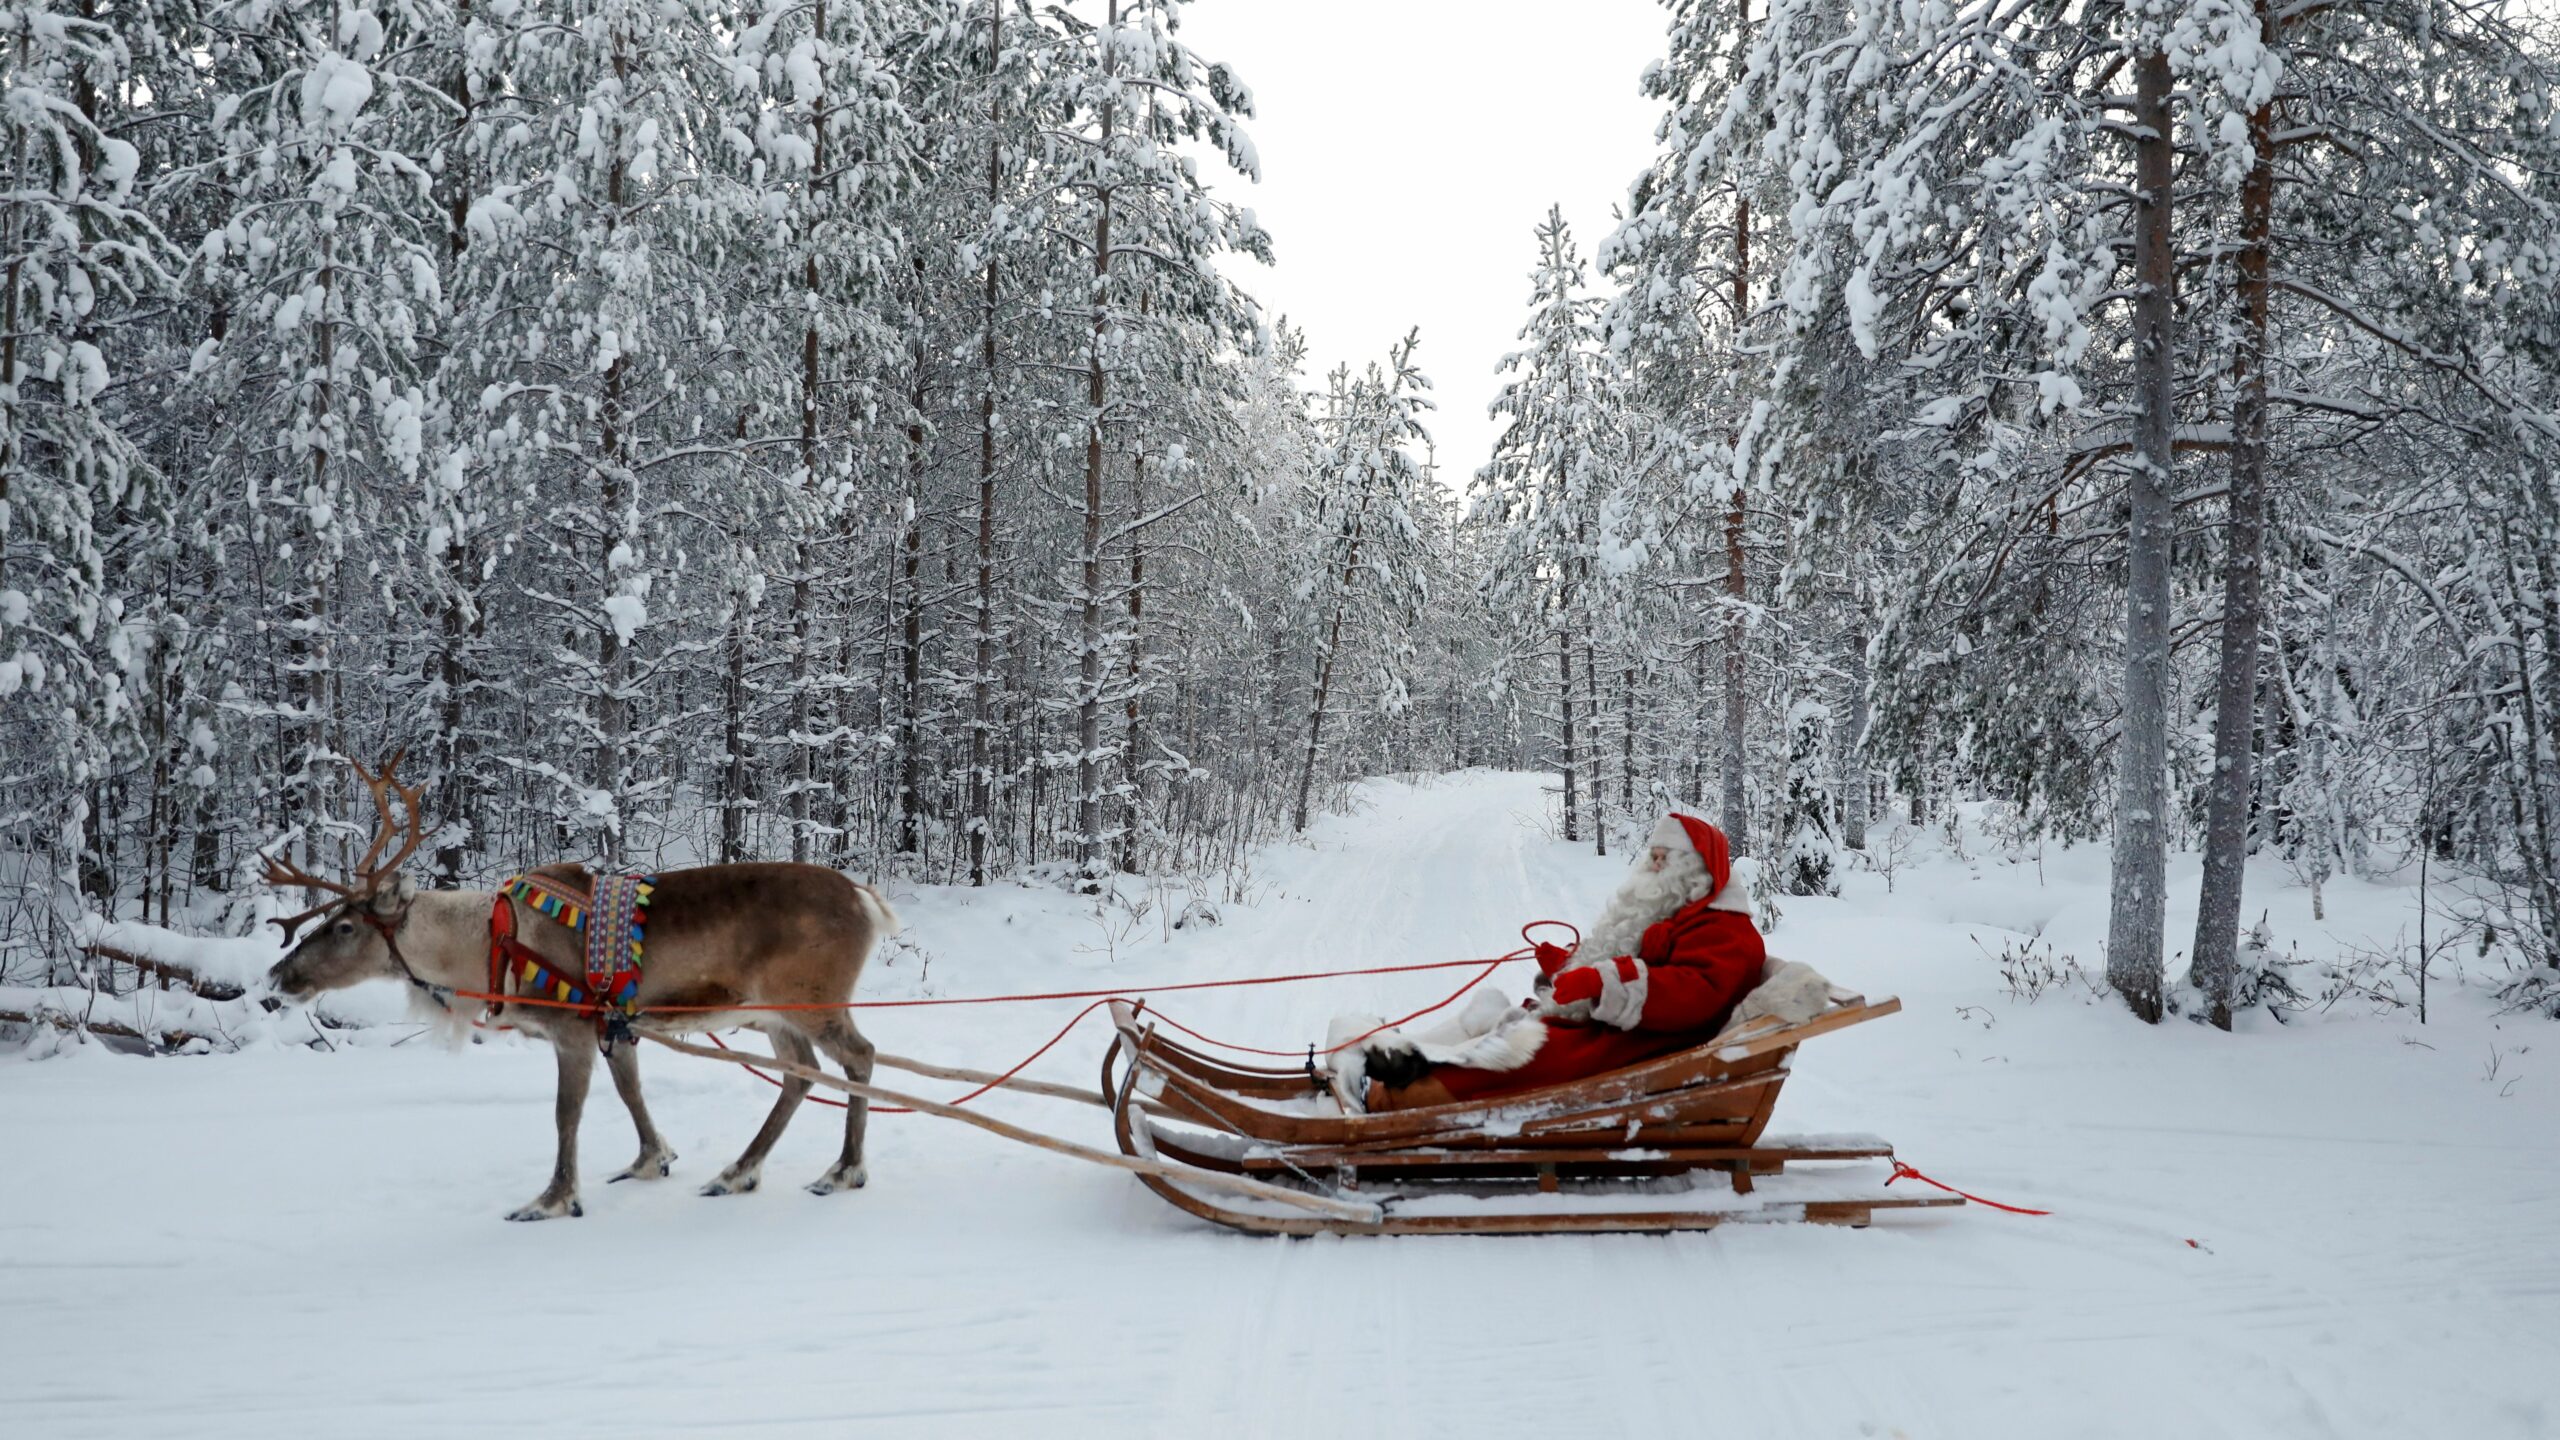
[506,1197,582,1222]
[610,1154,675,1183]
[699,1172,760,1198]
[806,1165,868,1196]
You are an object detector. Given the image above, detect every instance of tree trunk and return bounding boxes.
[1843,614,1870,851]
[1587,631,1605,856]
[0,31,21,611]
[432,0,477,886]
[1075,0,1119,885]
[720,598,750,864]
[1721,489,1747,851]
[1620,662,1635,819]
[1721,180,1750,854]
[787,304,819,864]
[1119,449,1146,875]
[967,0,1002,886]
[1558,616,1581,844]
[1294,525,1366,835]
[2107,47,2177,1025]
[2190,19,2275,1033]
[896,365,926,857]
[591,23,635,869]
[595,395,628,864]
[790,10,829,866]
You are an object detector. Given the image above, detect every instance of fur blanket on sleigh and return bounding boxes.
[1325,955,1838,1110]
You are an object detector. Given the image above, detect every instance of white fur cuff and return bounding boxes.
[1592,959,1648,1029]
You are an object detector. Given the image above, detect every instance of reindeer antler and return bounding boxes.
[261,851,357,940]
[262,750,432,940]
[347,748,426,889]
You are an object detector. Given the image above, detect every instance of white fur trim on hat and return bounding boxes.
[1646,814,1693,856]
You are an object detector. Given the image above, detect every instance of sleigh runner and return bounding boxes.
[1101,989,1960,1236]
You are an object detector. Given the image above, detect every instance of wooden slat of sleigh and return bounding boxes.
[1110,998,1900,1149]
[1279,1070,1790,1156]
[1243,1135,1896,1172]
[1133,1049,1782,1152]
[1122,1018,1862,1148]
[1119,992,1885,1089]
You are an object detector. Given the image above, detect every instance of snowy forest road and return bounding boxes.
[3,773,2554,1438]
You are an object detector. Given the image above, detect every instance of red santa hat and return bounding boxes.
[1646,812,1734,903]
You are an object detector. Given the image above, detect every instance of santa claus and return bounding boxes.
[1333,812,1769,1112]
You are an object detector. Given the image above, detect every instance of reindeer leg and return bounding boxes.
[603,1043,676,1182]
[701,1028,814,1197]
[804,1016,877,1195]
[508,1039,593,1221]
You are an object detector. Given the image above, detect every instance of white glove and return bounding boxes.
[1542,956,1650,1030]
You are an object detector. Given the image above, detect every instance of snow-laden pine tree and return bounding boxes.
[468,0,773,864]
[1777,698,1838,897]
[1596,0,2560,1026]
[184,0,459,863]
[1293,334,1434,834]
[0,0,1507,975]
[1030,0,1265,881]
[0,0,173,925]
[1608,0,1791,855]
[730,0,919,864]
[1479,207,1624,849]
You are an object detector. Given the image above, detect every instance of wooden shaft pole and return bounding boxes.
[640,1029,1379,1222]
[872,1050,1104,1108]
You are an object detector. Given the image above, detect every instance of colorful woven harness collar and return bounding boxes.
[486,872,656,1043]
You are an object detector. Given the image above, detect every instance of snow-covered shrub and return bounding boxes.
[1864,822,1919,893]
[2170,916,2308,1022]
[1736,857,1782,934]
[1984,936,2092,1002]
[1938,803,1971,863]
[2501,969,2560,1019]
[1777,700,1840,897]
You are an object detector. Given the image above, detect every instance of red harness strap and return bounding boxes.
[484,891,551,1019]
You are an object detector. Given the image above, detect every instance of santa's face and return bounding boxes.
[1574,838,1715,971]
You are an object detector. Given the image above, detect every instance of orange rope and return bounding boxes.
[1885,1160,2052,1215]
[1142,955,1518,1058]
[447,949,1535,1018]
[695,923,1569,1113]
[709,998,1120,1114]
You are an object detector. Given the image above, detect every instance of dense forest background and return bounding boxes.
[6,0,2559,1030]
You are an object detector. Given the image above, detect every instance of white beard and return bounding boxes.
[1577,846,1715,965]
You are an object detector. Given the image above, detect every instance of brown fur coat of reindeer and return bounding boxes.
[263,756,896,1220]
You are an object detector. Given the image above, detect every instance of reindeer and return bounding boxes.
[264,754,897,1220]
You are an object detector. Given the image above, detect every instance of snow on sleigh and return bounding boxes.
[1100,971,1962,1237]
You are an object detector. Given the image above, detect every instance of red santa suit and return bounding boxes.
[1418,814,1765,1103]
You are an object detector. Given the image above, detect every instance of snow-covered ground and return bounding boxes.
[5,772,2555,1438]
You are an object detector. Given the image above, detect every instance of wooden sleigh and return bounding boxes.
[1101,986,1963,1237]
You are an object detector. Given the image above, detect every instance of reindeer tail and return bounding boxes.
[854,883,902,941]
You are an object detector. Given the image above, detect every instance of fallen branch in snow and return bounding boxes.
[643,1028,1379,1223]
[0,1006,208,1052]
[81,945,250,1002]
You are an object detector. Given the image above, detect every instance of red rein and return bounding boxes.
[702,919,1576,1114]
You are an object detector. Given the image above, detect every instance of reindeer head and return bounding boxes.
[264,753,430,1001]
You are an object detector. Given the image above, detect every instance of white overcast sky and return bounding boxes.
[1171,0,1672,488]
